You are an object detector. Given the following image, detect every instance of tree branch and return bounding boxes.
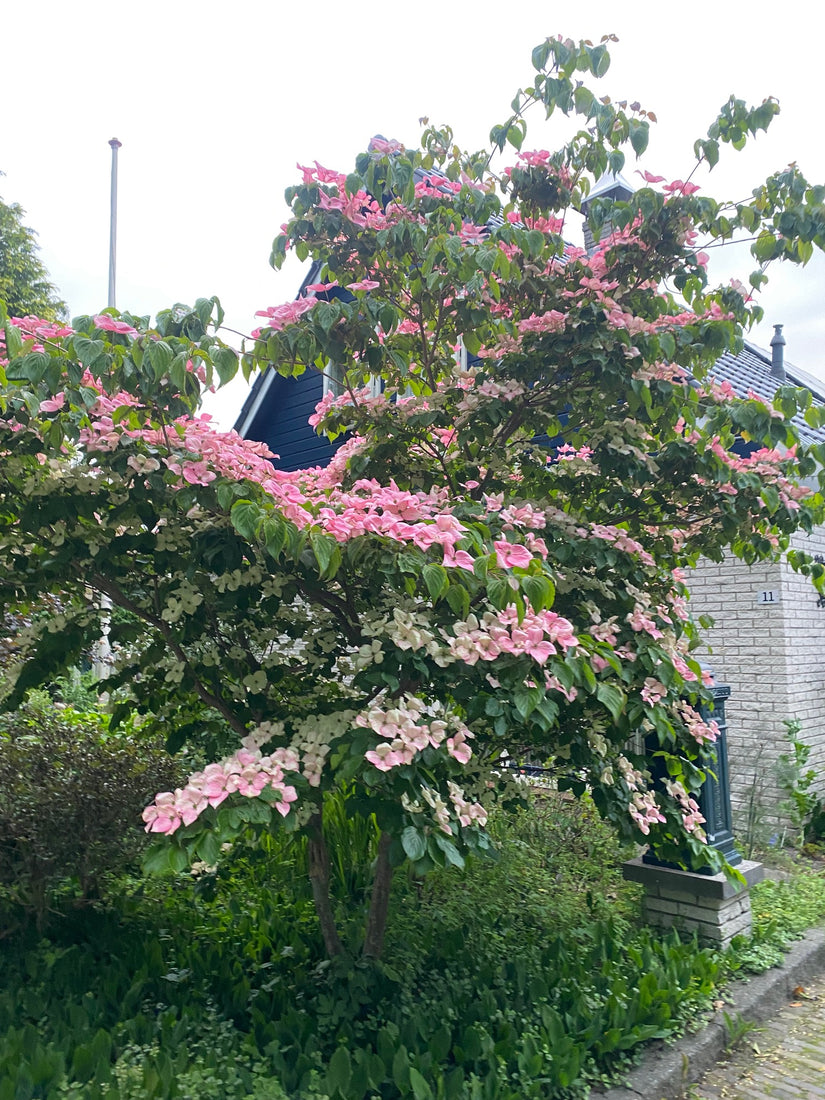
[363,830,393,959]
[307,808,343,957]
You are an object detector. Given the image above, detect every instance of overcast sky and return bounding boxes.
[3,0,823,426]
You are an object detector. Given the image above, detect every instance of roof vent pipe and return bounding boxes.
[770,323,786,382]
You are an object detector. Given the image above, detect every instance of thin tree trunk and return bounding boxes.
[307,810,343,957]
[363,831,393,959]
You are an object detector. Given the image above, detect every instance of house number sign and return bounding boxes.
[757,590,781,605]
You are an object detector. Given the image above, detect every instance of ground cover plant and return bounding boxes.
[726,861,825,975]
[4,785,824,1099]
[0,792,723,1100]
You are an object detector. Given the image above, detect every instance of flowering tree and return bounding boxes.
[2,36,825,958]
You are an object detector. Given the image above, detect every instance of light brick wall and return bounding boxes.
[687,530,825,827]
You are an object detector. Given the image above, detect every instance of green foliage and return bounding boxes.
[5,794,825,1099]
[0,693,182,927]
[725,868,825,974]
[750,870,825,945]
[721,1010,762,1052]
[0,794,732,1100]
[775,720,821,847]
[0,186,67,320]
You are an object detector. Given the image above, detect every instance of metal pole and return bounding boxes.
[107,138,121,309]
[95,137,121,681]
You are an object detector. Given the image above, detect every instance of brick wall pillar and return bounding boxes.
[622,857,764,947]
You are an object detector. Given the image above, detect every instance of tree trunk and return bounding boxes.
[363,831,393,959]
[307,810,343,957]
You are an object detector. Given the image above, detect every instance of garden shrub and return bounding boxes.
[0,790,724,1099]
[4,791,823,1098]
[0,693,182,927]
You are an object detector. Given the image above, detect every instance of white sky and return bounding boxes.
[3,0,823,427]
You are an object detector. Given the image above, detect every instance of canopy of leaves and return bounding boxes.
[0,185,67,322]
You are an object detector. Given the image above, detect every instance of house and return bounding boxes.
[234,261,344,471]
[235,176,825,833]
[687,335,825,833]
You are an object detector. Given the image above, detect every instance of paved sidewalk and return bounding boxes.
[690,972,825,1099]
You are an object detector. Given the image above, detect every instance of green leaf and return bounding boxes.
[506,124,524,152]
[522,574,555,611]
[73,335,106,367]
[261,515,287,559]
[142,842,174,875]
[586,43,610,77]
[168,845,190,873]
[595,682,626,722]
[487,577,510,611]
[195,830,221,865]
[409,1066,434,1100]
[311,531,340,578]
[573,85,595,116]
[445,584,470,619]
[17,351,50,383]
[194,297,214,329]
[526,229,545,258]
[327,1046,352,1097]
[629,119,649,158]
[212,346,238,386]
[428,1026,452,1063]
[753,232,778,262]
[422,562,449,601]
[147,339,173,378]
[345,172,363,197]
[216,481,239,511]
[392,1047,410,1092]
[230,499,262,541]
[401,826,427,862]
[514,684,543,720]
[3,320,23,360]
[435,834,465,868]
[532,40,550,71]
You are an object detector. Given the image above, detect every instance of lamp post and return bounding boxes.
[92,138,121,681]
[107,138,121,309]
[624,677,762,946]
[693,682,741,866]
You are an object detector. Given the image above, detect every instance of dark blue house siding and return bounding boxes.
[237,368,340,472]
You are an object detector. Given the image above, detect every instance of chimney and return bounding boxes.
[770,324,786,382]
[581,171,635,255]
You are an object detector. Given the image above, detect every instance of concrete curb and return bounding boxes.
[591,925,825,1100]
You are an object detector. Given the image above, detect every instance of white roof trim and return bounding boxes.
[235,369,278,438]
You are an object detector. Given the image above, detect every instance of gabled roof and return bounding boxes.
[709,341,825,447]
[234,259,323,439]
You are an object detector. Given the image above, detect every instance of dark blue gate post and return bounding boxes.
[625,676,764,945]
[695,682,742,867]
[642,678,741,870]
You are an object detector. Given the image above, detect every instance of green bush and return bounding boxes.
[0,693,182,927]
[776,720,821,848]
[17,793,825,1099]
